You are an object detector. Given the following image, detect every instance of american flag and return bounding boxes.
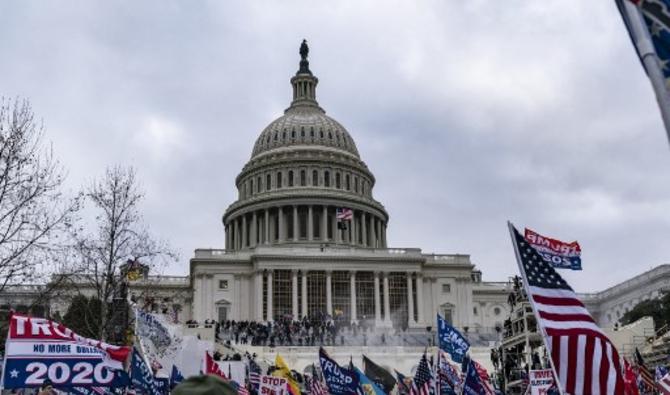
[473,361,494,395]
[635,348,657,393]
[410,353,433,395]
[248,359,262,389]
[309,376,329,395]
[336,207,353,220]
[510,224,624,395]
[658,366,670,395]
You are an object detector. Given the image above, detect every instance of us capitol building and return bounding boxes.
[1,43,668,338]
[189,42,511,331]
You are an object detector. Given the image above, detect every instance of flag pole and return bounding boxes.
[507,221,565,395]
[623,0,670,146]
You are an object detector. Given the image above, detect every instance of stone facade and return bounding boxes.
[579,264,670,328]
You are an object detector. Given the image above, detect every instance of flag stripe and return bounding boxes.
[538,311,596,323]
[583,335,595,395]
[531,294,585,306]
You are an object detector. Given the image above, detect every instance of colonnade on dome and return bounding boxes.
[224,204,387,250]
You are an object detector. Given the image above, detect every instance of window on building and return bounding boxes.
[307,271,326,316]
[354,177,359,193]
[300,170,306,186]
[473,306,478,315]
[494,307,501,316]
[250,179,254,195]
[288,170,294,187]
[257,177,261,193]
[324,171,330,187]
[219,280,228,290]
[442,283,451,293]
[335,173,341,189]
[218,306,228,322]
[277,172,283,188]
[266,174,271,190]
[332,271,351,321]
[443,309,453,325]
[273,270,292,320]
[356,272,375,321]
[312,170,319,186]
[346,174,350,190]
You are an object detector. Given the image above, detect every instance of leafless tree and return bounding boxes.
[0,98,81,294]
[73,166,176,340]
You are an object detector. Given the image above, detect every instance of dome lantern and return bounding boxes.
[288,40,321,111]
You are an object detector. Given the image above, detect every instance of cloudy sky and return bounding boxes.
[0,1,668,292]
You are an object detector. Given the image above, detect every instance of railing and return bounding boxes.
[194,246,425,259]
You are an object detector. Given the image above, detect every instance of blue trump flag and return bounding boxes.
[130,348,167,395]
[170,365,184,388]
[354,367,386,395]
[437,314,469,363]
[319,347,362,395]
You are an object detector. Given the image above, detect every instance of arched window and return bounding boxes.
[300,170,306,186]
[250,179,254,195]
[335,173,341,189]
[312,170,319,186]
[277,172,283,188]
[266,174,271,190]
[274,132,278,141]
[320,130,324,138]
[288,170,294,187]
[257,177,261,193]
[282,131,286,140]
[345,174,351,190]
[291,130,296,139]
[324,171,330,187]
[301,127,305,137]
[354,177,359,193]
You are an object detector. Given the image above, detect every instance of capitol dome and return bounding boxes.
[223,41,388,251]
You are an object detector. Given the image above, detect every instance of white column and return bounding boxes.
[293,205,299,241]
[416,273,425,325]
[321,206,328,241]
[242,215,247,248]
[361,213,367,247]
[326,271,333,316]
[383,273,391,325]
[194,274,202,322]
[255,271,263,321]
[333,210,340,243]
[206,275,213,320]
[374,271,382,325]
[278,207,285,242]
[350,212,356,244]
[251,211,257,247]
[267,270,273,321]
[235,219,241,249]
[302,271,308,318]
[308,205,314,241]
[407,272,415,325]
[264,209,270,244]
[292,270,299,319]
[350,271,357,322]
[371,217,377,248]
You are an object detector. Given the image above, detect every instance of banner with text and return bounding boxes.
[529,369,555,395]
[1,313,131,389]
[524,228,582,270]
[259,375,288,395]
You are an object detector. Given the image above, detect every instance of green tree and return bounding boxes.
[620,292,670,330]
[62,294,102,339]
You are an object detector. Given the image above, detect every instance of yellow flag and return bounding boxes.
[273,354,301,395]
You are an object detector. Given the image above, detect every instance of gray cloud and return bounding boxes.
[0,0,668,291]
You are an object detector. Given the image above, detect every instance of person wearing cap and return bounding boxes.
[172,374,238,395]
